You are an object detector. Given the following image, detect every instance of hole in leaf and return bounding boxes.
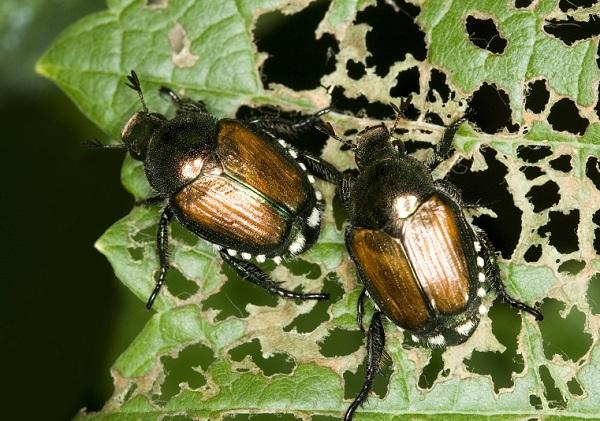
[520,165,545,180]
[465,16,507,54]
[283,258,321,280]
[129,246,144,261]
[538,298,593,362]
[229,338,295,376]
[525,180,560,212]
[544,15,600,46]
[525,79,550,114]
[596,62,600,118]
[587,273,600,315]
[465,301,523,392]
[284,273,344,333]
[593,210,600,254]
[318,328,364,357]
[390,66,420,98]
[356,0,426,77]
[426,69,452,102]
[203,263,278,321]
[254,0,339,90]
[235,105,329,156]
[559,0,597,11]
[424,112,444,126]
[557,259,585,275]
[548,98,589,135]
[538,210,579,254]
[330,86,395,119]
[132,224,156,243]
[445,148,522,259]
[517,144,552,163]
[529,393,543,410]
[567,377,585,396]
[515,0,534,7]
[418,348,444,389]
[468,83,518,133]
[549,155,572,173]
[585,156,600,191]
[154,343,214,404]
[524,244,542,263]
[123,384,137,402]
[539,365,567,409]
[165,265,199,300]
[343,353,393,399]
[346,60,366,80]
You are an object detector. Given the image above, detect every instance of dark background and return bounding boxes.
[0,1,150,419]
[1,1,595,419]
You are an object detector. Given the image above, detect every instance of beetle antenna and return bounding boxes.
[82,138,127,150]
[125,70,149,113]
[315,121,356,150]
[390,96,412,133]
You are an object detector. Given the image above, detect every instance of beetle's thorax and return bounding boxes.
[350,156,434,231]
[145,113,220,195]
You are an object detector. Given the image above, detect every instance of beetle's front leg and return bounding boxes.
[426,117,466,170]
[220,251,329,301]
[146,206,174,309]
[473,227,544,321]
[158,87,208,114]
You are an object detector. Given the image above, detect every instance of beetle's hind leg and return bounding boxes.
[158,86,208,114]
[344,311,386,421]
[220,251,329,301]
[474,227,544,321]
[146,206,174,310]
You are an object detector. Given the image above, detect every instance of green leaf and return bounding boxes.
[40,0,600,419]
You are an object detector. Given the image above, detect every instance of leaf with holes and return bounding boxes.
[39,0,600,419]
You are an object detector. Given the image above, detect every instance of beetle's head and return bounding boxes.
[119,70,167,161]
[355,124,400,169]
[121,111,166,160]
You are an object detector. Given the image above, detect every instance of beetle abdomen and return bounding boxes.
[349,194,471,331]
[174,174,289,248]
[216,120,310,214]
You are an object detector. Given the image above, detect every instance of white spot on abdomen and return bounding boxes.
[288,233,306,255]
[307,207,320,228]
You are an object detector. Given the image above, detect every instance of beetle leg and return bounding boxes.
[474,228,544,321]
[146,206,174,310]
[220,251,329,301]
[345,311,385,421]
[135,195,167,207]
[428,116,468,170]
[357,287,367,332]
[295,152,342,184]
[158,86,208,114]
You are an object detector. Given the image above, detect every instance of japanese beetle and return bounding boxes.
[91,71,341,309]
[318,103,543,421]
